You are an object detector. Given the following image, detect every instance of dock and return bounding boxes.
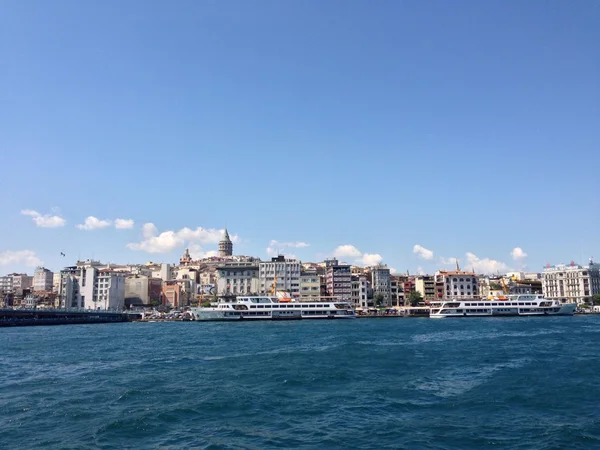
[0,308,140,327]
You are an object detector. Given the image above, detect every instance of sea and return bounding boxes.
[1,316,600,449]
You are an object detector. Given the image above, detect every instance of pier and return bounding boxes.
[0,308,140,327]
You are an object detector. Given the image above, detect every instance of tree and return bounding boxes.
[374,293,384,307]
[408,291,423,307]
[592,294,600,306]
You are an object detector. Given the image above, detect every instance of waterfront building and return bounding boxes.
[216,261,259,296]
[402,278,415,305]
[414,275,436,303]
[162,281,182,308]
[259,256,301,298]
[93,270,125,310]
[371,264,392,306]
[542,259,600,304]
[59,260,125,310]
[59,267,82,308]
[124,275,163,307]
[219,229,233,257]
[435,270,479,300]
[325,258,352,302]
[351,276,370,308]
[33,267,54,292]
[299,270,321,299]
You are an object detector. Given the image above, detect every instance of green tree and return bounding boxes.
[592,294,600,306]
[374,293,384,307]
[408,291,423,307]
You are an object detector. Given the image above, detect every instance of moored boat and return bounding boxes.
[190,295,356,321]
[429,294,576,318]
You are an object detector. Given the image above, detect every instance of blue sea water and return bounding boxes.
[1,316,600,449]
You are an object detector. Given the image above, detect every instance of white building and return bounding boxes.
[93,270,125,310]
[216,262,259,296]
[33,267,54,292]
[436,270,479,300]
[59,260,125,310]
[352,276,370,308]
[151,263,171,281]
[0,276,12,292]
[259,256,301,298]
[59,267,82,308]
[542,260,600,304]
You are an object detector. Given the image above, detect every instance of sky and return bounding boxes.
[1,0,599,276]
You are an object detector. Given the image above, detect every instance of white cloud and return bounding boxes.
[331,245,384,267]
[417,266,426,275]
[413,244,434,260]
[115,218,134,229]
[127,223,232,254]
[361,253,383,266]
[188,244,219,260]
[77,216,112,230]
[511,247,528,261]
[0,250,43,267]
[21,209,66,228]
[465,252,509,275]
[439,256,458,266]
[266,240,309,256]
[333,245,362,259]
[389,267,397,274]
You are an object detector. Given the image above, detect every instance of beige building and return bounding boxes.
[299,271,321,299]
[33,267,54,292]
[414,275,436,302]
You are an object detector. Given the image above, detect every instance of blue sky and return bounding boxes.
[1,0,598,275]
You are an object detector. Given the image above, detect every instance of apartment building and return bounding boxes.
[300,270,321,299]
[325,259,352,301]
[259,256,301,298]
[33,267,54,292]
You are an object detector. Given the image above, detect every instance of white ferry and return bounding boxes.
[189,296,356,321]
[429,294,577,318]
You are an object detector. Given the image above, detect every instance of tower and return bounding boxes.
[180,248,192,266]
[219,229,233,257]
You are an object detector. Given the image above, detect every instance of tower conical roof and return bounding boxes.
[222,228,231,242]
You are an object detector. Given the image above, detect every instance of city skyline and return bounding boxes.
[2,1,599,275]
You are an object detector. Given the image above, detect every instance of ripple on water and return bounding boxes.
[1,317,600,448]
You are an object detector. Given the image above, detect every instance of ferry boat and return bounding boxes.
[429,294,577,318]
[189,296,356,321]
